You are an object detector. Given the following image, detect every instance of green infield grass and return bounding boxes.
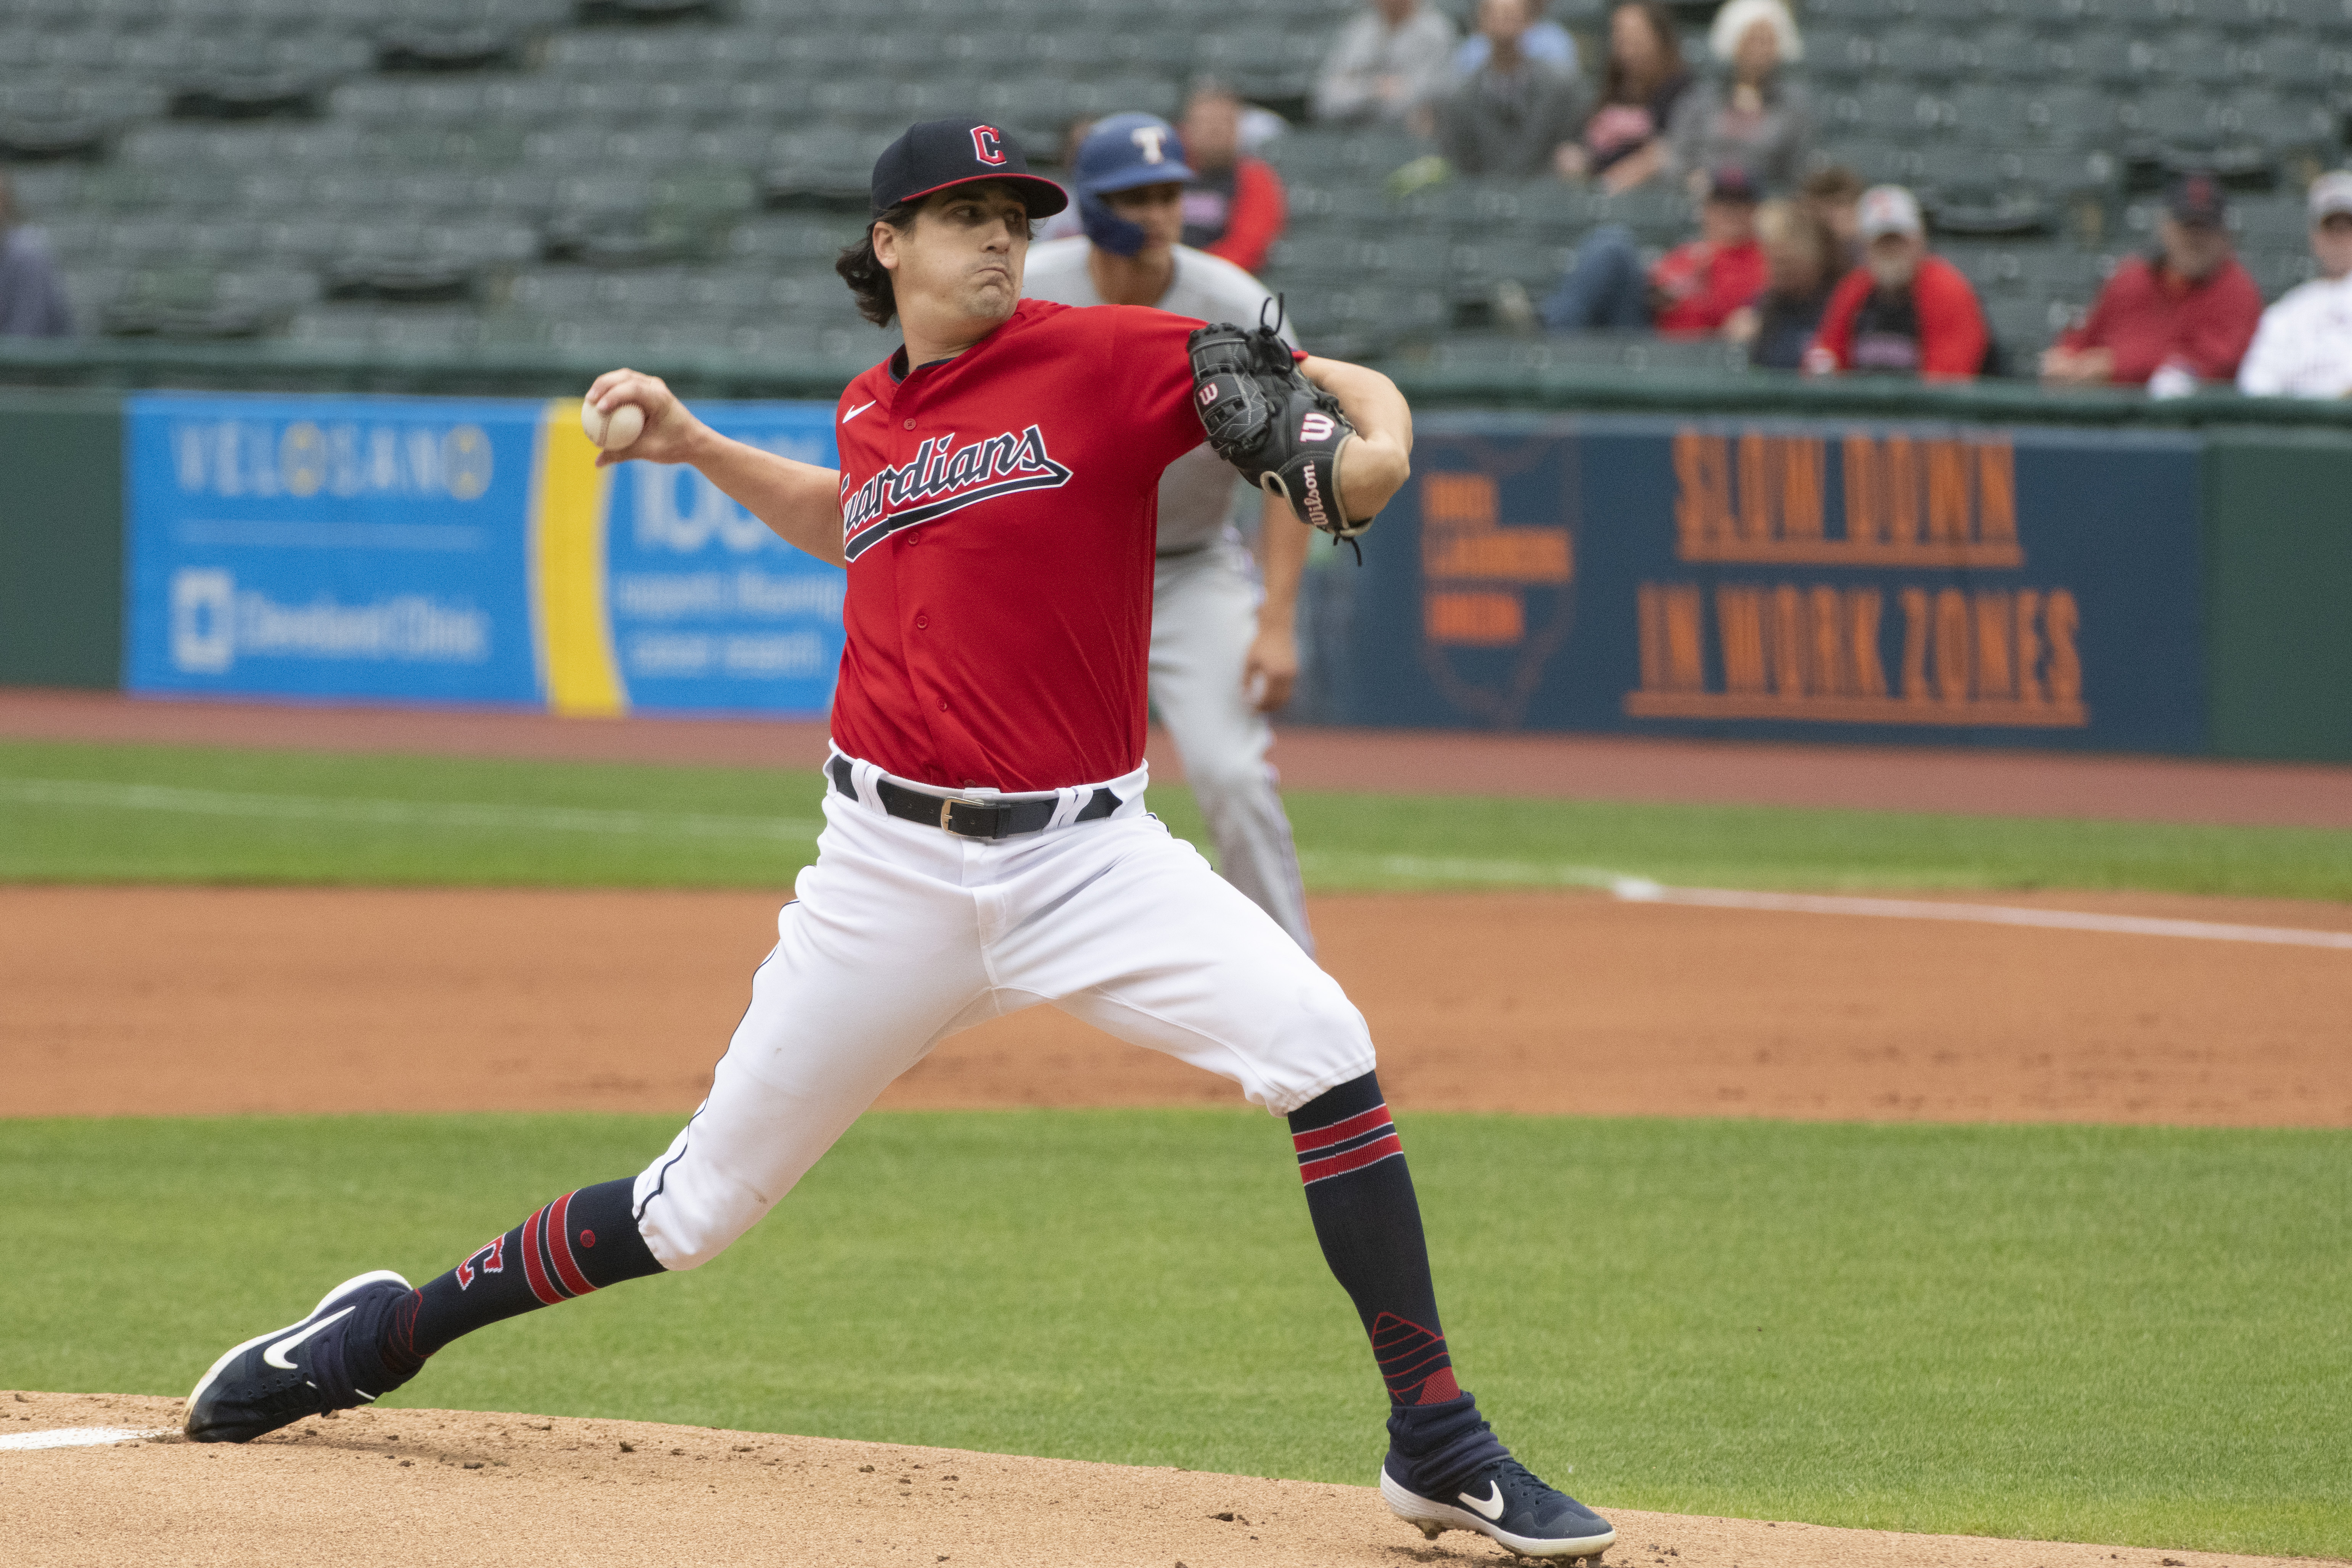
[3,1110,2345,1557]
[5,738,2350,900]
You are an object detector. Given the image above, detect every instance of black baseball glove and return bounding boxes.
[1187,307,1374,543]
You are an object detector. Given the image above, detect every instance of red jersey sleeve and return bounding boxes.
[1915,257,1988,380]
[2059,258,2135,355]
[1206,159,1287,276]
[1107,304,1216,477]
[2179,260,2264,380]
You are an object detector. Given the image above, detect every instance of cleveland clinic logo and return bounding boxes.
[838,424,1073,561]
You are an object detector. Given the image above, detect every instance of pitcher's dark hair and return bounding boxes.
[835,200,920,328]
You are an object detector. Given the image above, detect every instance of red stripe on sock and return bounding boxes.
[546,1191,596,1298]
[518,1205,564,1306]
[1299,1133,1403,1184]
[1291,1104,1394,1154]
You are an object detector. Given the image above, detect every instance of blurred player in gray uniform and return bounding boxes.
[1023,112,1317,952]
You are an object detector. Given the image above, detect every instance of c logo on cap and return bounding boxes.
[1131,125,1168,164]
[971,125,1006,166]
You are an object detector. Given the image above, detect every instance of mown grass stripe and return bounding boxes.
[0,778,822,842]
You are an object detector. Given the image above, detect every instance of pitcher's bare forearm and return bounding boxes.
[675,425,848,569]
[1299,356,1412,519]
[587,368,848,568]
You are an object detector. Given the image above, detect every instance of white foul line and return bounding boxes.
[1609,878,2352,951]
[0,1426,169,1452]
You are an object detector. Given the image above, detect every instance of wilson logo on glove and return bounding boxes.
[1301,413,1336,441]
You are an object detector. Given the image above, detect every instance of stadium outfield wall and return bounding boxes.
[2,376,2348,764]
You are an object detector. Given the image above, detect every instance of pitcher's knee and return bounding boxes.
[1260,971,1378,1113]
[631,1153,773,1272]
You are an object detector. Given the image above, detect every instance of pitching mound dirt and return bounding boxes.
[0,1393,2323,1568]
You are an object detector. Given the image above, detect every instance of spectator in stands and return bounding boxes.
[1314,0,1458,133]
[0,172,73,338]
[1436,0,1590,180]
[1801,164,1865,271]
[1542,167,1766,335]
[2239,170,2352,398]
[1724,199,1839,369]
[1669,0,1814,195]
[1805,185,1988,378]
[1454,0,1576,78]
[2041,174,2262,390]
[1179,82,1287,275]
[1554,1,1691,193]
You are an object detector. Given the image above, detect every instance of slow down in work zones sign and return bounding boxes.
[123,392,845,716]
[1341,414,2206,754]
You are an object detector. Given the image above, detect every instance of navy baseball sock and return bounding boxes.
[1289,1072,1510,1493]
[360,1178,666,1386]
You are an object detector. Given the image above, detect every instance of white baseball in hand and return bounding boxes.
[581,396,645,452]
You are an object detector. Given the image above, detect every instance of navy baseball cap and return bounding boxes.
[2165,171,2227,227]
[869,117,1068,219]
[1074,113,1196,196]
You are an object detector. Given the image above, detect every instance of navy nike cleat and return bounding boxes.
[185,1270,414,1443]
[1381,1451,1617,1559]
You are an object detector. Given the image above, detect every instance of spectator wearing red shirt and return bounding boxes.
[1177,82,1287,276]
[1541,166,1766,334]
[1805,184,1988,378]
[2042,174,2262,390]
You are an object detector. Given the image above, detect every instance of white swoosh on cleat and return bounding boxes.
[263,1305,357,1370]
[1459,1480,1506,1521]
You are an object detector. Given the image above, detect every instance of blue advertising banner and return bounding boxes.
[124,393,846,716]
[1326,414,2207,754]
[125,393,541,704]
[599,403,842,715]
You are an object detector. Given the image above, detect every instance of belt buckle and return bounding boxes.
[936,795,993,838]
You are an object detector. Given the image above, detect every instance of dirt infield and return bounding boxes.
[0,1393,2323,1568]
[5,884,2348,1125]
[10,686,2352,828]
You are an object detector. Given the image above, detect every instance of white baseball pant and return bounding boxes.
[630,754,1377,1272]
[1150,538,1316,954]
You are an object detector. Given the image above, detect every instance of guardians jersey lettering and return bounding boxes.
[839,424,1074,561]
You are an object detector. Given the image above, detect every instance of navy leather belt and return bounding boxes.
[828,756,1119,840]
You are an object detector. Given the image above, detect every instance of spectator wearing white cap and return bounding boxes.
[1667,0,1815,195]
[2238,170,2352,398]
[1804,185,1988,379]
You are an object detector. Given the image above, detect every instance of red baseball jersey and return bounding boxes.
[827,297,1209,791]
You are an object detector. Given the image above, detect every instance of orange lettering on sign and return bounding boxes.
[1847,589,1888,697]
[2045,588,2082,704]
[1933,587,1971,703]
[1674,431,1733,555]
[1638,584,1664,691]
[1972,590,2015,700]
[1842,431,1882,546]
[1926,441,1973,544]
[1771,583,1807,699]
[1737,432,1776,542]
[2014,590,2045,704]
[1421,472,1497,527]
[1808,585,1846,697]
[1977,442,2017,544]
[1717,586,1769,694]
[1900,587,1931,701]
[1884,435,1922,546]
[1781,437,1826,541]
[1425,590,1523,645]
[1663,584,1704,691]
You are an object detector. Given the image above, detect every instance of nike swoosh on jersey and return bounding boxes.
[263,1305,358,1370]
[841,400,877,423]
[1459,1480,1506,1521]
